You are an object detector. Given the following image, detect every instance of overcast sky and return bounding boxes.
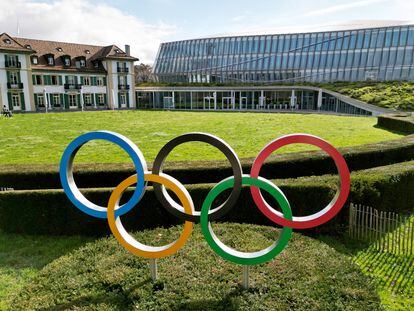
[1,0,413,63]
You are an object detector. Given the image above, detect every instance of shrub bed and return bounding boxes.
[1,160,413,236]
[1,135,413,190]
[10,224,381,310]
[377,114,414,134]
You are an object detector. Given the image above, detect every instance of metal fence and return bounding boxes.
[349,203,414,256]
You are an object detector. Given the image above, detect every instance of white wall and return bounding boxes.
[0,52,32,111]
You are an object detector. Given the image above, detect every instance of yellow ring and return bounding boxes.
[107,173,194,259]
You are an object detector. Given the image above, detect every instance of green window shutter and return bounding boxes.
[20,93,26,111]
[49,94,54,106]
[95,94,99,105]
[104,93,108,105]
[118,92,121,107]
[103,77,107,86]
[60,94,64,107]
[64,94,69,109]
[58,76,63,85]
[65,76,69,84]
[127,93,130,108]
[92,77,97,86]
[44,75,50,85]
[80,76,84,85]
[17,72,22,83]
[77,94,81,108]
[4,55,9,63]
[6,71,10,83]
[7,92,12,110]
[74,76,79,84]
[34,94,38,108]
[91,93,95,106]
[32,75,36,85]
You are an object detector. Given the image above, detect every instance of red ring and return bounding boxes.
[250,134,350,229]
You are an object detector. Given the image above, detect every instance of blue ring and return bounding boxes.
[59,131,147,219]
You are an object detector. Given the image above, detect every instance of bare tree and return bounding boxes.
[135,63,154,84]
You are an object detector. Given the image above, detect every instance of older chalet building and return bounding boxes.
[0,33,137,112]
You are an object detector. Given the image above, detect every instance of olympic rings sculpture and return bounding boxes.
[60,131,350,266]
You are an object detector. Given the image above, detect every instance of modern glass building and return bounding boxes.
[153,24,414,83]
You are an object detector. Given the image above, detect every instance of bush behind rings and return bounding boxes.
[1,160,413,236]
[1,135,414,190]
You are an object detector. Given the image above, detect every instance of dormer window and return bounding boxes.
[85,50,91,54]
[44,54,55,66]
[75,56,86,69]
[94,61,100,69]
[25,44,32,49]
[56,47,63,52]
[3,38,11,44]
[31,56,38,65]
[115,49,121,54]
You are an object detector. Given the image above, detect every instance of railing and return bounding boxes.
[349,203,414,256]
[7,82,24,89]
[0,187,14,191]
[64,84,82,90]
[5,61,21,68]
[117,67,129,73]
[118,84,130,90]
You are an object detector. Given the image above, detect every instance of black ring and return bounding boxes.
[152,133,243,222]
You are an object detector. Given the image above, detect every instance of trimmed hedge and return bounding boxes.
[377,114,414,134]
[1,135,414,190]
[1,160,413,236]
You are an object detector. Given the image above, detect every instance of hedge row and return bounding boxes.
[1,135,414,190]
[377,114,414,134]
[1,160,413,236]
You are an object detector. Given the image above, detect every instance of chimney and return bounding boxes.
[125,44,130,56]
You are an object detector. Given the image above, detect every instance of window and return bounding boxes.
[56,47,63,52]
[67,76,75,85]
[31,56,38,65]
[33,75,43,85]
[68,94,77,108]
[47,56,54,66]
[83,76,91,86]
[120,93,127,107]
[96,77,104,86]
[25,44,32,49]
[80,59,86,67]
[64,57,71,67]
[118,75,127,86]
[97,94,105,105]
[36,94,45,107]
[51,75,59,86]
[11,94,21,109]
[9,72,18,84]
[4,38,11,44]
[53,94,61,107]
[84,94,92,106]
[85,50,91,54]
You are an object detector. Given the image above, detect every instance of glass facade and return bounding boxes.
[153,24,414,83]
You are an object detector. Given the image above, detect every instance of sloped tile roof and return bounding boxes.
[1,33,138,72]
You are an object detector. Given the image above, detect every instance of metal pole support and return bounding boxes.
[150,258,157,282]
[242,265,250,289]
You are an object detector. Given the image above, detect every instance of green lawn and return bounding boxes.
[0,111,403,165]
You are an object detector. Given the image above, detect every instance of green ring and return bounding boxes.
[200,175,293,266]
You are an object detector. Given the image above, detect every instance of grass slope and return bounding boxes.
[0,111,402,165]
[7,224,381,310]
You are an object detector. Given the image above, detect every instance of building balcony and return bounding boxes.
[5,61,21,68]
[64,83,82,90]
[118,84,130,91]
[117,67,129,73]
[7,82,24,89]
